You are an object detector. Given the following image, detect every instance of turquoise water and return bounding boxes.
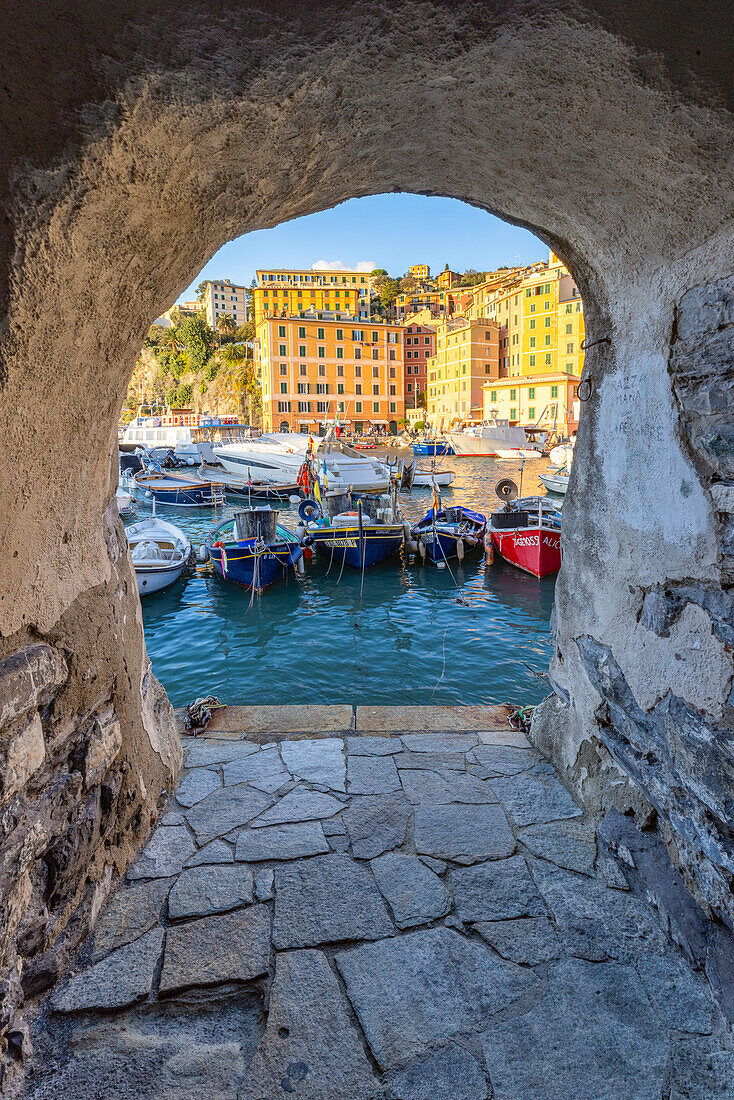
[130,452,557,708]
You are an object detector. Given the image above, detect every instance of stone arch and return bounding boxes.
[1,0,733,1055]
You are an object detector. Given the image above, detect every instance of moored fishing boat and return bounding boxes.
[194,463,302,502]
[538,442,574,496]
[495,447,543,460]
[135,469,225,507]
[298,490,404,569]
[489,495,563,577]
[126,516,191,595]
[410,505,486,564]
[205,508,304,591]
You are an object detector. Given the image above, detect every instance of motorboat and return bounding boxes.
[115,487,136,516]
[121,408,254,464]
[447,418,538,457]
[298,490,404,569]
[489,495,563,577]
[126,516,191,596]
[217,432,390,493]
[496,448,544,460]
[205,508,304,591]
[539,443,574,496]
[135,469,226,507]
[412,439,454,456]
[410,505,486,565]
[194,463,303,503]
[385,457,455,489]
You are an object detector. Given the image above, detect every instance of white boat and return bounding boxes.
[115,487,136,516]
[413,469,455,487]
[539,443,573,495]
[121,408,253,464]
[447,419,538,457]
[218,432,390,493]
[126,516,191,595]
[495,448,544,460]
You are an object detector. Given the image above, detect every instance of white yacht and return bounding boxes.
[218,433,390,493]
[447,418,537,457]
[120,410,251,465]
[126,516,191,595]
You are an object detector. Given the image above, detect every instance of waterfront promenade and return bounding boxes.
[22,706,733,1099]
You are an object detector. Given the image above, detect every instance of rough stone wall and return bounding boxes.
[0,0,732,1080]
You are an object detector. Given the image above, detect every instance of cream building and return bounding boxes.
[201,280,248,329]
[426,318,500,430]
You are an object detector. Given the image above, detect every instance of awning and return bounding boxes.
[368,419,389,425]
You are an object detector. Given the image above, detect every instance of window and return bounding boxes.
[297,401,308,413]
[566,323,573,334]
[298,345,306,357]
[545,335,551,346]
[566,304,572,314]
[317,327,325,340]
[299,364,307,376]
[280,382,287,394]
[528,386,535,399]
[278,325,286,338]
[389,367,396,378]
[390,402,396,413]
[279,363,287,375]
[490,390,497,402]
[336,328,343,341]
[567,342,574,353]
[336,347,343,359]
[279,344,286,356]
[529,319,536,329]
[510,408,516,420]
[372,331,378,342]
[318,347,325,358]
[355,384,362,395]
[529,355,536,366]
[510,388,516,401]
[277,401,289,413]
[530,337,536,348]
[355,364,362,377]
[297,383,307,394]
[567,362,574,372]
[389,350,396,360]
[318,364,325,377]
[407,383,413,393]
[530,303,536,313]
[372,366,379,377]
[389,385,396,395]
[373,384,379,395]
[512,334,518,345]
[355,401,362,413]
[372,349,379,360]
[373,402,380,413]
[485,331,492,340]
[354,348,361,360]
[337,383,344,394]
[337,363,344,376]
[546,353,552,365]
[406,351,411,360]
[551,385,559,398]
[545,316,551,327]
[352,330,363,341]
[316,383,326,394]
[317,401,327,413]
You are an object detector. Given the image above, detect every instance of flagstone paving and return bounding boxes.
[21,707,734,1099]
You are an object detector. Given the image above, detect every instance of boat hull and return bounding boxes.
[539,472,569,495]
[410,507,487,565]
[309,524,404,568]
[490,527,562,577]
[412,442,453,456]
[135,561,186,595]
[412,471,454,487]
[208,541,302,590]
[136,473,225,507]
[448,426,529,457]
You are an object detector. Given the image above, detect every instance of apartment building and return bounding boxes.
[252,268,371,325]
[408,263,430,280]
[393,288,458,322]
[403,322,435,409]
[484,374,580,433]
[201,280,248,329]
[426,318,500,430]
[255,312,404,434]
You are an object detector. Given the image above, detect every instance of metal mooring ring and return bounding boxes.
[577,378,594,402]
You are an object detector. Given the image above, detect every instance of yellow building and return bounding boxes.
[408,264,430,280]
[426,318,500,431]
[483,374,580,433]
[466,252,585,386]
[252,268,371,326]
[255,312,405,435]
[436,266,459,289]
[393,288,458,321]
[201,280,248,328]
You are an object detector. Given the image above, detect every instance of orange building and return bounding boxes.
[403,322,435,409]
[252,268,372,326]
[256,312,405,435]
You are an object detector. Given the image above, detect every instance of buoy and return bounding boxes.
[145,490,153,499]
[456,538,465,561]
[407,540,418,554]
[187,456,195,465]
[289,495,301,504]
[436,561,446,570]
[418,540,426,560]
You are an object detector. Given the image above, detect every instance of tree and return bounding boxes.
[459,269,485,287]
[370,268,388,278]
[144,324,172,348]
[235,319,255,345]
[216,313,237,342]
[166,382,193,408]
[219,343,248,365]
[399,275,418,293]
[196,280,208,301]
[178,316,213,372]
[377,277,401,307]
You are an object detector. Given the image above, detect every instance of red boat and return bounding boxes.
[489,496,563,577]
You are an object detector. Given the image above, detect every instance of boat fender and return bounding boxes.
[436,561,446,570]
[407,540,418,554]
[298,498,322,522]
[456,538,465,561]
[484,531,494,565]
[301,535,313,547]
[465,535,478,546]
[289,495,302,504]
[418,539,426,560]
[295,522,306,541]
[145,490,153,498]
[196,544,209,563]
[187,457,195,465]
[296,554,306,574]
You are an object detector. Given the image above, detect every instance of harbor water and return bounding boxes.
[129,452,558,709]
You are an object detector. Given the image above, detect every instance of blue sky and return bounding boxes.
[178,194,546,302]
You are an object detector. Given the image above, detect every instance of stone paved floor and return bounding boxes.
[21,707,734,1099]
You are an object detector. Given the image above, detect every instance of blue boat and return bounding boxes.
[412,440,455,456]
[205,510,303,591]
[135,470,225,507]
[410,505,487,564]
[298,494,404,569]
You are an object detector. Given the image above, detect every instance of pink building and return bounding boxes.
[403,323,435,409]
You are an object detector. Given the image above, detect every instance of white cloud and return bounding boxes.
[311,259,376,272]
